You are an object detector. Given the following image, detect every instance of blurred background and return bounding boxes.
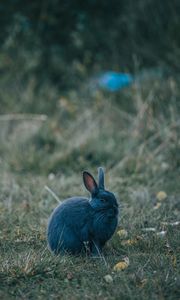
[0,3,180,298]
[0,0,179,191]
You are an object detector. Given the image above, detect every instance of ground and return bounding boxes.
[0,76,180,299]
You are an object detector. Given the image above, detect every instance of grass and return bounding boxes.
[0,75,180,299]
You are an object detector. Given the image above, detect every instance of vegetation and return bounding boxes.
[0,1,180,299]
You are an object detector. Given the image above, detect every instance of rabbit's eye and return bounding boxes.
[100,198,106,202]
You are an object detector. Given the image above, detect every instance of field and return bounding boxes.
[0,1,180,299]
[0,75,180,299]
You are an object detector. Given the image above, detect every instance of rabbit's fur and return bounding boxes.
[47,167,119,255]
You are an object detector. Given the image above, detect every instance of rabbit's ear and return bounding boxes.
[98,167,105,190]
[83,171,98,194]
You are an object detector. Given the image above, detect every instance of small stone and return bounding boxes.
[48,173,55,180]
[66,272,73,280]
[161,162,169,171]
[104,274,113,283]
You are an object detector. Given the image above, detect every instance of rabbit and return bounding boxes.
[47,167,119,256]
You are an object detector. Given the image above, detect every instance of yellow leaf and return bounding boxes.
[113,257,129,271]
[121,239,136,246]
[156,191,167,201]
[153,202,162,210]
[121,236,142,246]
[117,229,128,238]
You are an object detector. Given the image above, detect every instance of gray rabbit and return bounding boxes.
[47,167,119,255]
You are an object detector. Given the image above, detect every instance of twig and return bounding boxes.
[44,185,61,203]
[92,240,108,267]
[0,114,47,122]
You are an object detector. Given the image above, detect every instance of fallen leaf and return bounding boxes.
[171,255,177,268]
[117,229,128,238]
[21,200,31,211]
[113,262,128,271]
[153,202,162,210]
[138,278,147,288]
[156,191,167,201]
[121,239,136,246]
[121,236,142,246]
[113,257,129,271]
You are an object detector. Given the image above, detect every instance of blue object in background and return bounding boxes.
[97,71,134,91]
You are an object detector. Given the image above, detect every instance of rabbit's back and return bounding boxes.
[47,197,92,254]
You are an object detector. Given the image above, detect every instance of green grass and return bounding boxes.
[0,172,179,299]
[0,76,180,299]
